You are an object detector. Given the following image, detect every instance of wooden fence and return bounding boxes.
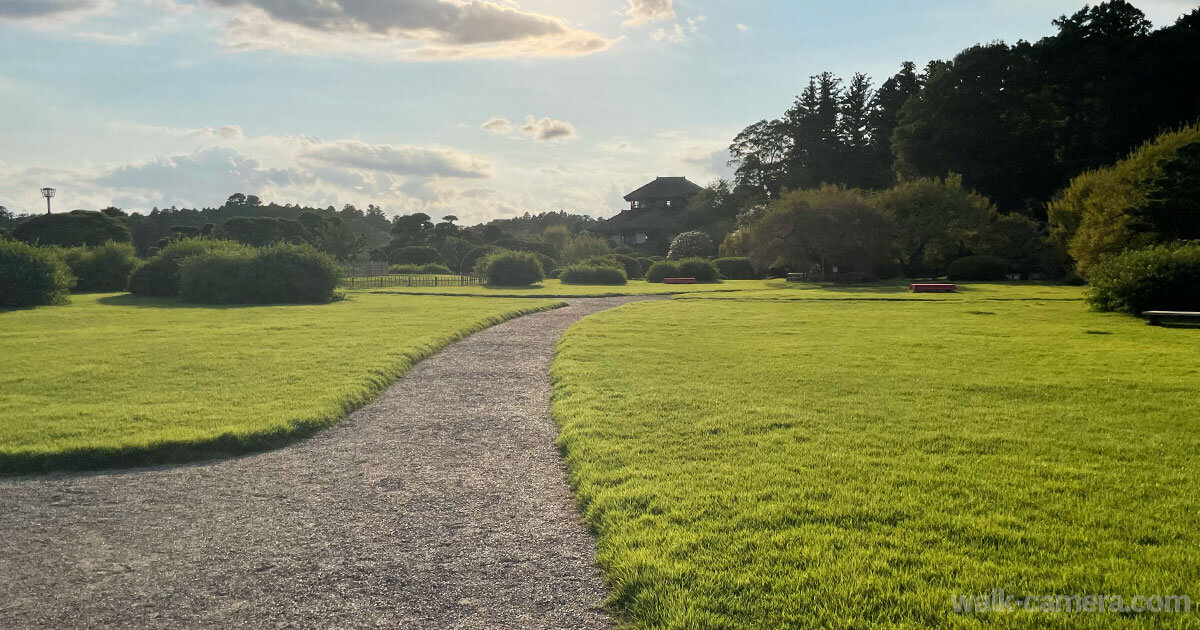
[343,274,484,289]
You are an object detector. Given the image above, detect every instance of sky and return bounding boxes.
[0,0,1195,223]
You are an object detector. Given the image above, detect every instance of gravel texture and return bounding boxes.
[0,296,656,629]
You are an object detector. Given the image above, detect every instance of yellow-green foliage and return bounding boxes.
[0,293,560,472]
[362,278,771,298]
[553,286,1199,629]
[1048,123,1200,276]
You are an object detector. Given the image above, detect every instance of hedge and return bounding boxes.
[560,265,628,285]
[0,240,75,307]
[1086,243,1200,314]
[129,239,253,297]
[178,243,342,304]
[389,263,453,275]
[61,241,140,292]
[646,261,682,283]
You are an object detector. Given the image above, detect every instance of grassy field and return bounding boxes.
[358,278,774,298]
[552,285,1199,629]
[0,293,560,473]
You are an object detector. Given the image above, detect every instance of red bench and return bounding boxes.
[663,277,697,284]
[910,283,957,293]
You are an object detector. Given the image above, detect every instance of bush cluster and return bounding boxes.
[0,240,75,307]
[645,261,681,283]
[713,257,757,280]
[560,265,628,285]
[646,258,721,283]
[636,257,655,276]
[61,242,141,292]
[1086,243,1200,314]
[477,250,544,286]
[947,255,1010,281]
[389,263,453,275]
[547,267,563,279]
[178,243,342,304]
[607,254,643,279]
[130,239,251,297]
[12,210,131,247]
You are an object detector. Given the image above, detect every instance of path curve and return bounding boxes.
[0,296,657,629]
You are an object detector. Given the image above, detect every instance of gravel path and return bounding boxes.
[0,296,655,629]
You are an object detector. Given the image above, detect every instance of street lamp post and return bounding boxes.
[40,187,56,214]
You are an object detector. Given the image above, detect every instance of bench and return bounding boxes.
[1142,311,1200,326]
[786,273,805,283]
[910,283,957,293]
[663,277,697,284]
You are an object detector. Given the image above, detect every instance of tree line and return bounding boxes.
[728,2,1200,216]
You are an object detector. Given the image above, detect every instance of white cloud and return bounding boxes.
[481,117,513,134]
[736,23,750,32]
[209,0,617,61]
[72,30,138,44]
[623,0,674,26]
[652,16,705,44]
[298,140,492,178]
[519,115,577,142]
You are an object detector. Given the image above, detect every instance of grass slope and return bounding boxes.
[360,278,773,298]
[552,287,1199,629]
[0,293,561,473]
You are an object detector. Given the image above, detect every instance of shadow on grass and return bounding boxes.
[96,294,341,309]
[0,422,330,478]
[0,300,564,478]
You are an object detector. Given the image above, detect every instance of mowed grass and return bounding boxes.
[552,286,1199,629]
[360,278,774,298]
[0,293,561,473]
[677,279,1086,302]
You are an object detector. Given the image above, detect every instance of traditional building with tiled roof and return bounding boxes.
[594,176,703,246]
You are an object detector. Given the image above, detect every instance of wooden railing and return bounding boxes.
[343,274,484,289]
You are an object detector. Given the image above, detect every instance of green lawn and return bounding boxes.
[552,285,1199,629]
[0,293,560,473]
[359,278,774,298]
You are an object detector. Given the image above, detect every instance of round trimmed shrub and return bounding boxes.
[636,257,655,276]
[478,250,544,286]
[0,240,75,307]
[713,257,757,280]
[547,267,563,279]
[560,265,627,285]
[388,245,443,265]
[645,261,683,283]
[61,241,140,292]
[607,254,643,279]
[130,239,251,297]
[667,231,715,260]
[249,243,343,303]
[13,210,131,247]
[390,263,453,275]
[678,258,720,283]
[947,255,1010,281]
[612,246,635,255]
[1086,243,1200,314]
[178,250,254,304]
